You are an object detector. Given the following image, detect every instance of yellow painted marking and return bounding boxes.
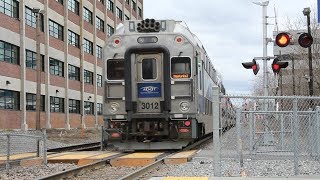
[164,177,208,180]
[118,152,163,159]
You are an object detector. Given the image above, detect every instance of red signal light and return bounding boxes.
[272,58,289,74]
[275,33,290,47]
[272,64,280,71]
[298,33,313,48]
[184,120,191,127]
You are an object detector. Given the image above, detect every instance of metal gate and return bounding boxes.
[212,86,320,177]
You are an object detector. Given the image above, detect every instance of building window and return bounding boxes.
[68,64,80,81]
[0,89,19,110]
[49,58,64,77]
[125,14,129,20]
[96,16,104,32]
[25,6,44,31]
[138,7,142,17]
[0,40,19,65]
[97,74,102,87]
[116,7,122,20]
[107,0,114,12]
[131,0,136,11]
[97,103,102,115]
[98,0,105,5]
[56,0,63,4]
[84,101,94,115]
[68,0,79,15]
[83,7,93,24]
[26,93,45,111]
[0,0,19,18]
[69,99,80,114]
[107,25,114,37]
[84,70,93,84]
[50,96,64,113]
[26,50,44,71]
[83,38,93,55]
[68,30,80,48]
[96,45,102,59]
[125,0,129,5]
[49,20,64,40]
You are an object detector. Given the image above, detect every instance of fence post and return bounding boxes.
[212,86,221,177]
[6,134,10,173]
[308,108,314,156]
[249,112,253,154]
[293,98,299,175]
[236,108,244,172]
[101,126,104,151]
[43,129,47,165]
[316,106,320,160]
[280,114,284,151]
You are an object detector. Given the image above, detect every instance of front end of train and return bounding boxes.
[103,19,202,150]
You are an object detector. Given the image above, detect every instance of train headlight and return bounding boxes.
[179,101,190,112]
[109,102,120,113]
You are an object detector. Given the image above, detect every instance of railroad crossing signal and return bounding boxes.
[275,32,313,48]
[275,33,290,47]
[272,58,288,74]
[298,33,313,48]
[242,59,260,75]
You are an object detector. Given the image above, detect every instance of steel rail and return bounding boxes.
[119,134,213,180]
[38,153,125,180]
[47,142,101,152]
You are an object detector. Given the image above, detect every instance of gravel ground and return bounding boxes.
[140,126,320,179]
[73,165,140,180]
[0,163,77,180]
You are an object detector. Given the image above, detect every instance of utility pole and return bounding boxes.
[253,1,274,146]
[303,7,313,96]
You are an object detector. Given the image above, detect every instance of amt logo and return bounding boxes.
[141,86,158,93]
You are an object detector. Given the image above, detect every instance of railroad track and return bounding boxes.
[0,142,101,170]
[48,142,102,152]
[39,134,213,180]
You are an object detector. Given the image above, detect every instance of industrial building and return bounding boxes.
[0,0,143,130]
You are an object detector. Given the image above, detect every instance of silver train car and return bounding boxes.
[103,19,233,150]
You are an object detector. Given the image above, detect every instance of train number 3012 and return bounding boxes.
[141,102,159,109]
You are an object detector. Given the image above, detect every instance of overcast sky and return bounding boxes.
[144,0,316,95]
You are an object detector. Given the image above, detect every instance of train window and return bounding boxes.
[107,59,124,80]
[142,58,157,80]
[171,57,191,79]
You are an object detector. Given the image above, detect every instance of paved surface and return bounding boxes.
[149,176,320,180]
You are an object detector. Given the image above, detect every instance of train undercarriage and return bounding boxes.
[104,118,205,150]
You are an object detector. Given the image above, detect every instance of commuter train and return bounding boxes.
[103,19,235,150]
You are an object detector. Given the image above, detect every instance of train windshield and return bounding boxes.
[171,57,191,78]
[142,58,157,80]
[107,59,124,80]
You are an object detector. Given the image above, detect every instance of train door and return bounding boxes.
[136,54,164,113]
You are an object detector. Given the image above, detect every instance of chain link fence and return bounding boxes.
[212,91,320,177]
[0,130,47,173]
